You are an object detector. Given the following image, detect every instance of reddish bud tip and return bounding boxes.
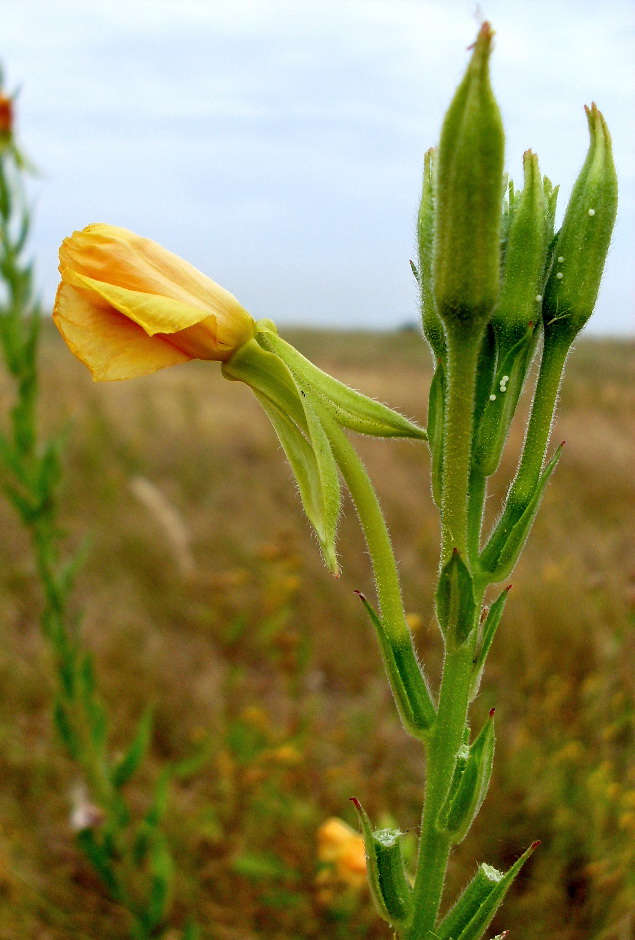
[349,796,362,810]
[505,584,513,593]
[354,589,366,601]
[489,707,496,718]
[531,840,541,851]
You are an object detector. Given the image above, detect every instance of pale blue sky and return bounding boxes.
[3,0,634,333]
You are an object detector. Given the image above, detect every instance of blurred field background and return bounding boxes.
[0,325,633,939]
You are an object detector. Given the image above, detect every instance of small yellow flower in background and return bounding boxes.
[316,817,367,889]
[53,224,256,381]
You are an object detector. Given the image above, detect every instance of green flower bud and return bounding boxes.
[542,103,618,345]
[434,23,505,331]
[492,151,548,349]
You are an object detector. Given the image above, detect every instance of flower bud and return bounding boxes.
[53,224,256,380]
[434,23,505,331]
[492,151,548,349]
[417,148,446,361]
[542,104,617,345]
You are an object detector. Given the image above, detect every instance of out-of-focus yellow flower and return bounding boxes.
[53,224,256,381]
[317,817,367,889]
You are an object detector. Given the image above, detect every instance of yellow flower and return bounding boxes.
[316,817,367,888]
[53,224,256,381]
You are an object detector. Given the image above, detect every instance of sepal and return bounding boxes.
[350,798,412,927]
[438,711,495,844]
[223,338,341,575]
[435,549,476,647]
[256,324,426,440]
[435,841,539,940]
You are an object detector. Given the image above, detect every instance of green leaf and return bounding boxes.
[355,591,435,736]
[435,841,539,940]
[75,829,121,900]
[470,586,511,702]
[111,709,153,790]
[480,443,563,581]
[438,711,495,844]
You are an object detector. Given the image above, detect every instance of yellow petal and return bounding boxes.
[53,283,191,381]
[62,269,213,335]
[60,224,245,315]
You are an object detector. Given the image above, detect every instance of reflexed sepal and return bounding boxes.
[356,591,435,737]
[436,549,476,647]
[479,442,563,582]
[438,711,495,844]
[350,798,412,927]
[223,338,341,575]
[435,842,539,940]
[256,324,427,440]
[427,361,445,508]
[469,586,511,702]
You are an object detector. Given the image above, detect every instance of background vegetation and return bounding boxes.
[0,326,633,939]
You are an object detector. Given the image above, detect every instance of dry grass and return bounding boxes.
[1,325,633,939]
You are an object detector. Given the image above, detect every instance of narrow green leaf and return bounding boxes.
[480,443,563,581]
[470,586,511,702]
[436,841,539,940]
[355,591,435,736]
[112,709,153,790]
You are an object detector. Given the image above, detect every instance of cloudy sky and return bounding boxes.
[3,0,634,334]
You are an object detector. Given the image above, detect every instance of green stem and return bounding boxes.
[440,328,484,559]
[507,334,568,507]
[405,325,483,938]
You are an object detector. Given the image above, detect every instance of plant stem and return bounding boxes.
[406,325,483,938]
[506,334,568,507]
[439,328,484,559]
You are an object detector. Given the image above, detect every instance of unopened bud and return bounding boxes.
[492,151,549,349]
[542,103,617,344]
[434,23,505,331]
